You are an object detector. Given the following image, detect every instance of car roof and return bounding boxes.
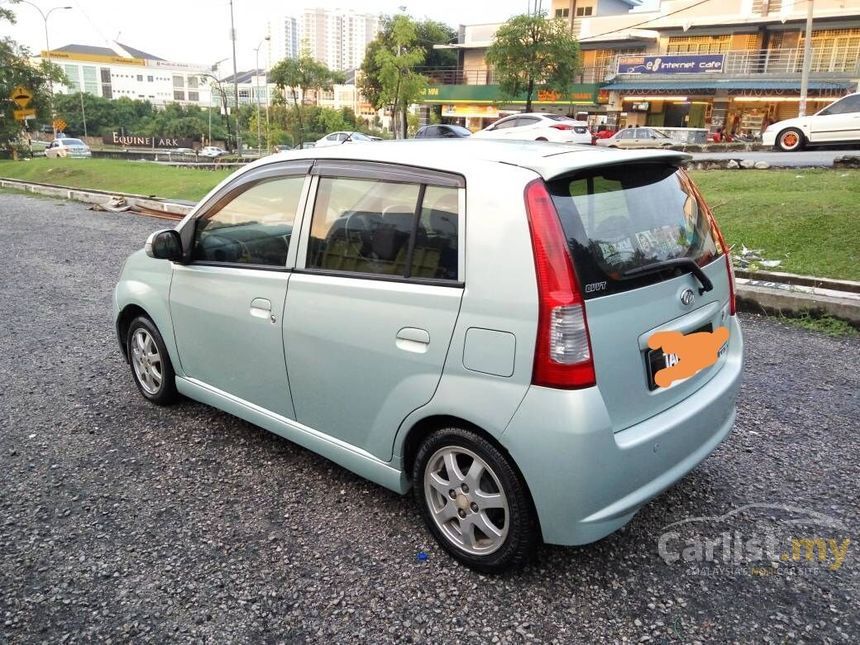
[264,139,689,181]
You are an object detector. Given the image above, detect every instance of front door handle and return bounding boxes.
[396,327,430,353]
[250,297,273,320]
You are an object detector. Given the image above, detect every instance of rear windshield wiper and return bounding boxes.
[622,257,713,294]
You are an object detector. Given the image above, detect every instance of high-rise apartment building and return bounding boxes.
[301,8,379,71]
[267,16,299,68]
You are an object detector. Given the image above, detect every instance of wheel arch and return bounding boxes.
[401,414,543,540]
[116,303,150,361]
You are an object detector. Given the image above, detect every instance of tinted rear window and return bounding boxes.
[547,164,720,298]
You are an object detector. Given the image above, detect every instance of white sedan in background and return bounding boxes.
[596,127,676,149]
[315,131,374,147]
[45,138,92,158]
[471,113,592,144]
[763,92,860,151]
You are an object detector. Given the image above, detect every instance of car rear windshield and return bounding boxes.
[546,163,721,299]
[62,139,84,146]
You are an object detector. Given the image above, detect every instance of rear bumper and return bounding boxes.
[501,316,743,545]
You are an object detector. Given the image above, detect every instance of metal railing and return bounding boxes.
[417,65,603,85]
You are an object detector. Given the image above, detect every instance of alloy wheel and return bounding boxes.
[130,328,163,395]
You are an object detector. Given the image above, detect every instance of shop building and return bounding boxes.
[421,0,860,135]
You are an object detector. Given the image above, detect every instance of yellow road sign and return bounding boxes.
[14,108,37,121]
[53,118,67,132]
[11,86,33,108]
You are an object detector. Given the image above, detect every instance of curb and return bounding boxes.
[736,279,860,327]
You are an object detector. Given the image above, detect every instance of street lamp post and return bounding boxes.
[228,0,241,154]
[20,1,72,138]
[254,36,270,157]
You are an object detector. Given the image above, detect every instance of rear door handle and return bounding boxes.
[396,327,430,353]
[250,297,273,320]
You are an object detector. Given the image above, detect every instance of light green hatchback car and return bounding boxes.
[115,140,743,572]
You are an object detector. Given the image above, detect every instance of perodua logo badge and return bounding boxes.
[680,288,696,306]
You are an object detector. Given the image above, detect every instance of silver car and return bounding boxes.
[115,140,743,572]
[45,137,92,158]
[597,127,676,149]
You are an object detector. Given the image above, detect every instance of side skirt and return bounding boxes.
[176,377,409,494]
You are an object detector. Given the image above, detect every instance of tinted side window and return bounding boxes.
[823,95,860,114]
[516,116,540,127]
[492,118,517,130]
[306,178,459,281]
[193,176,304,266]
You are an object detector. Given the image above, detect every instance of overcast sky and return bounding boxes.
[4,0,534,70]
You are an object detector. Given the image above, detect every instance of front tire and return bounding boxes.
[126,316,178,405]
[413,427,538,573]
[776,127,805,152]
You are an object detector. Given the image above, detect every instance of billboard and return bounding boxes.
[617,54,725,75]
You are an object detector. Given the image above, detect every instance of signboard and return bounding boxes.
[617,54,725,75]
[104,132,194,148]
[53,119,67,132]
[11,86,33,108]
[14,108,37,120]
[442,104,499,118]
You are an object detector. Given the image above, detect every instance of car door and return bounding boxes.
[514,116,542,138]
[169,161,312,419]
[284,161,464,460]
[808,95,860,143]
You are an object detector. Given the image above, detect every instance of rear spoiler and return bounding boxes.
[526,149,692,182]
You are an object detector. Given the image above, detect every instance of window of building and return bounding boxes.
[667,34,731,54]
[147,75,154,82]
[576,6,593,16]
[173,75,184,88]
[188,76,199,89]
[555,8,570,18]
[193,176,306,267]
[306,178,459,281]
[799,28,860,73]
[174,90,185,101]
[188,91,199,102]
[136,74,143,81]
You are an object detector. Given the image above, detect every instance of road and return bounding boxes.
[689,148,857,167]
[1,193,857,643]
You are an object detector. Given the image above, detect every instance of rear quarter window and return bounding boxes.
[547,164,720,298]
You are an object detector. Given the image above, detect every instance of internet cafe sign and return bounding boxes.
[618,53,725,75]
[104,132,194,148]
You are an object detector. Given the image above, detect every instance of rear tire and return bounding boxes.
[776,127,805,152]
[126,316,178,405]
[413,426,538,573]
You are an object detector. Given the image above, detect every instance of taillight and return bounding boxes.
[524,179,596,389]
[706,204,736,316]
[551,123,573,130]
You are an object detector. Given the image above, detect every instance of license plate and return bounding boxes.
[646,323,712,391]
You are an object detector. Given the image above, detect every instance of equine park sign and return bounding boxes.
[104,132,194,148]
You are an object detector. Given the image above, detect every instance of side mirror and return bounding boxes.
[145,229,182,261]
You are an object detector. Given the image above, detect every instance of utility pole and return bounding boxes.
[21,2,72,138]
[229,0,241,154]
[254,36,270,157]
[798,0,814,117]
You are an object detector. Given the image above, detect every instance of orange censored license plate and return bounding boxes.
[646,325,730,389]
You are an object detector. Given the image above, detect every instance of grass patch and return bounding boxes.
[0,158,231,202]
[690,169,860,281]
[776,312,858,337]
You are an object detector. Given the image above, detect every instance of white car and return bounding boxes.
[315,131,373,147]
[596,127,676,149]
[762,92,860,152]
[199,146,227,158]
[471,113,592,144]
[44,138,91,158]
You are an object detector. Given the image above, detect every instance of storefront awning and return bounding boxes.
[604,79,854,91]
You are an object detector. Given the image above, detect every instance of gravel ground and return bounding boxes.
[1,192,857,644]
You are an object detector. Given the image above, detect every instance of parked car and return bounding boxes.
[315,131,374,147]
[471,113,592,144]
[199,146,227,158]
[763,92,860,151]
[415,124,472,139]
[115,140,742,572]
[44,138,91,158]
[596,127,676,149]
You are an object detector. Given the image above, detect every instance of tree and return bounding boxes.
[270,54,343,145]
[1,2,64,156]
[486,13,581,112]
[360,15,427,139]
[360,16,454,129]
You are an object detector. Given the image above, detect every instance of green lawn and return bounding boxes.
[690,169,860,281]
[0,158,231,202]
[1,159,857,280]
